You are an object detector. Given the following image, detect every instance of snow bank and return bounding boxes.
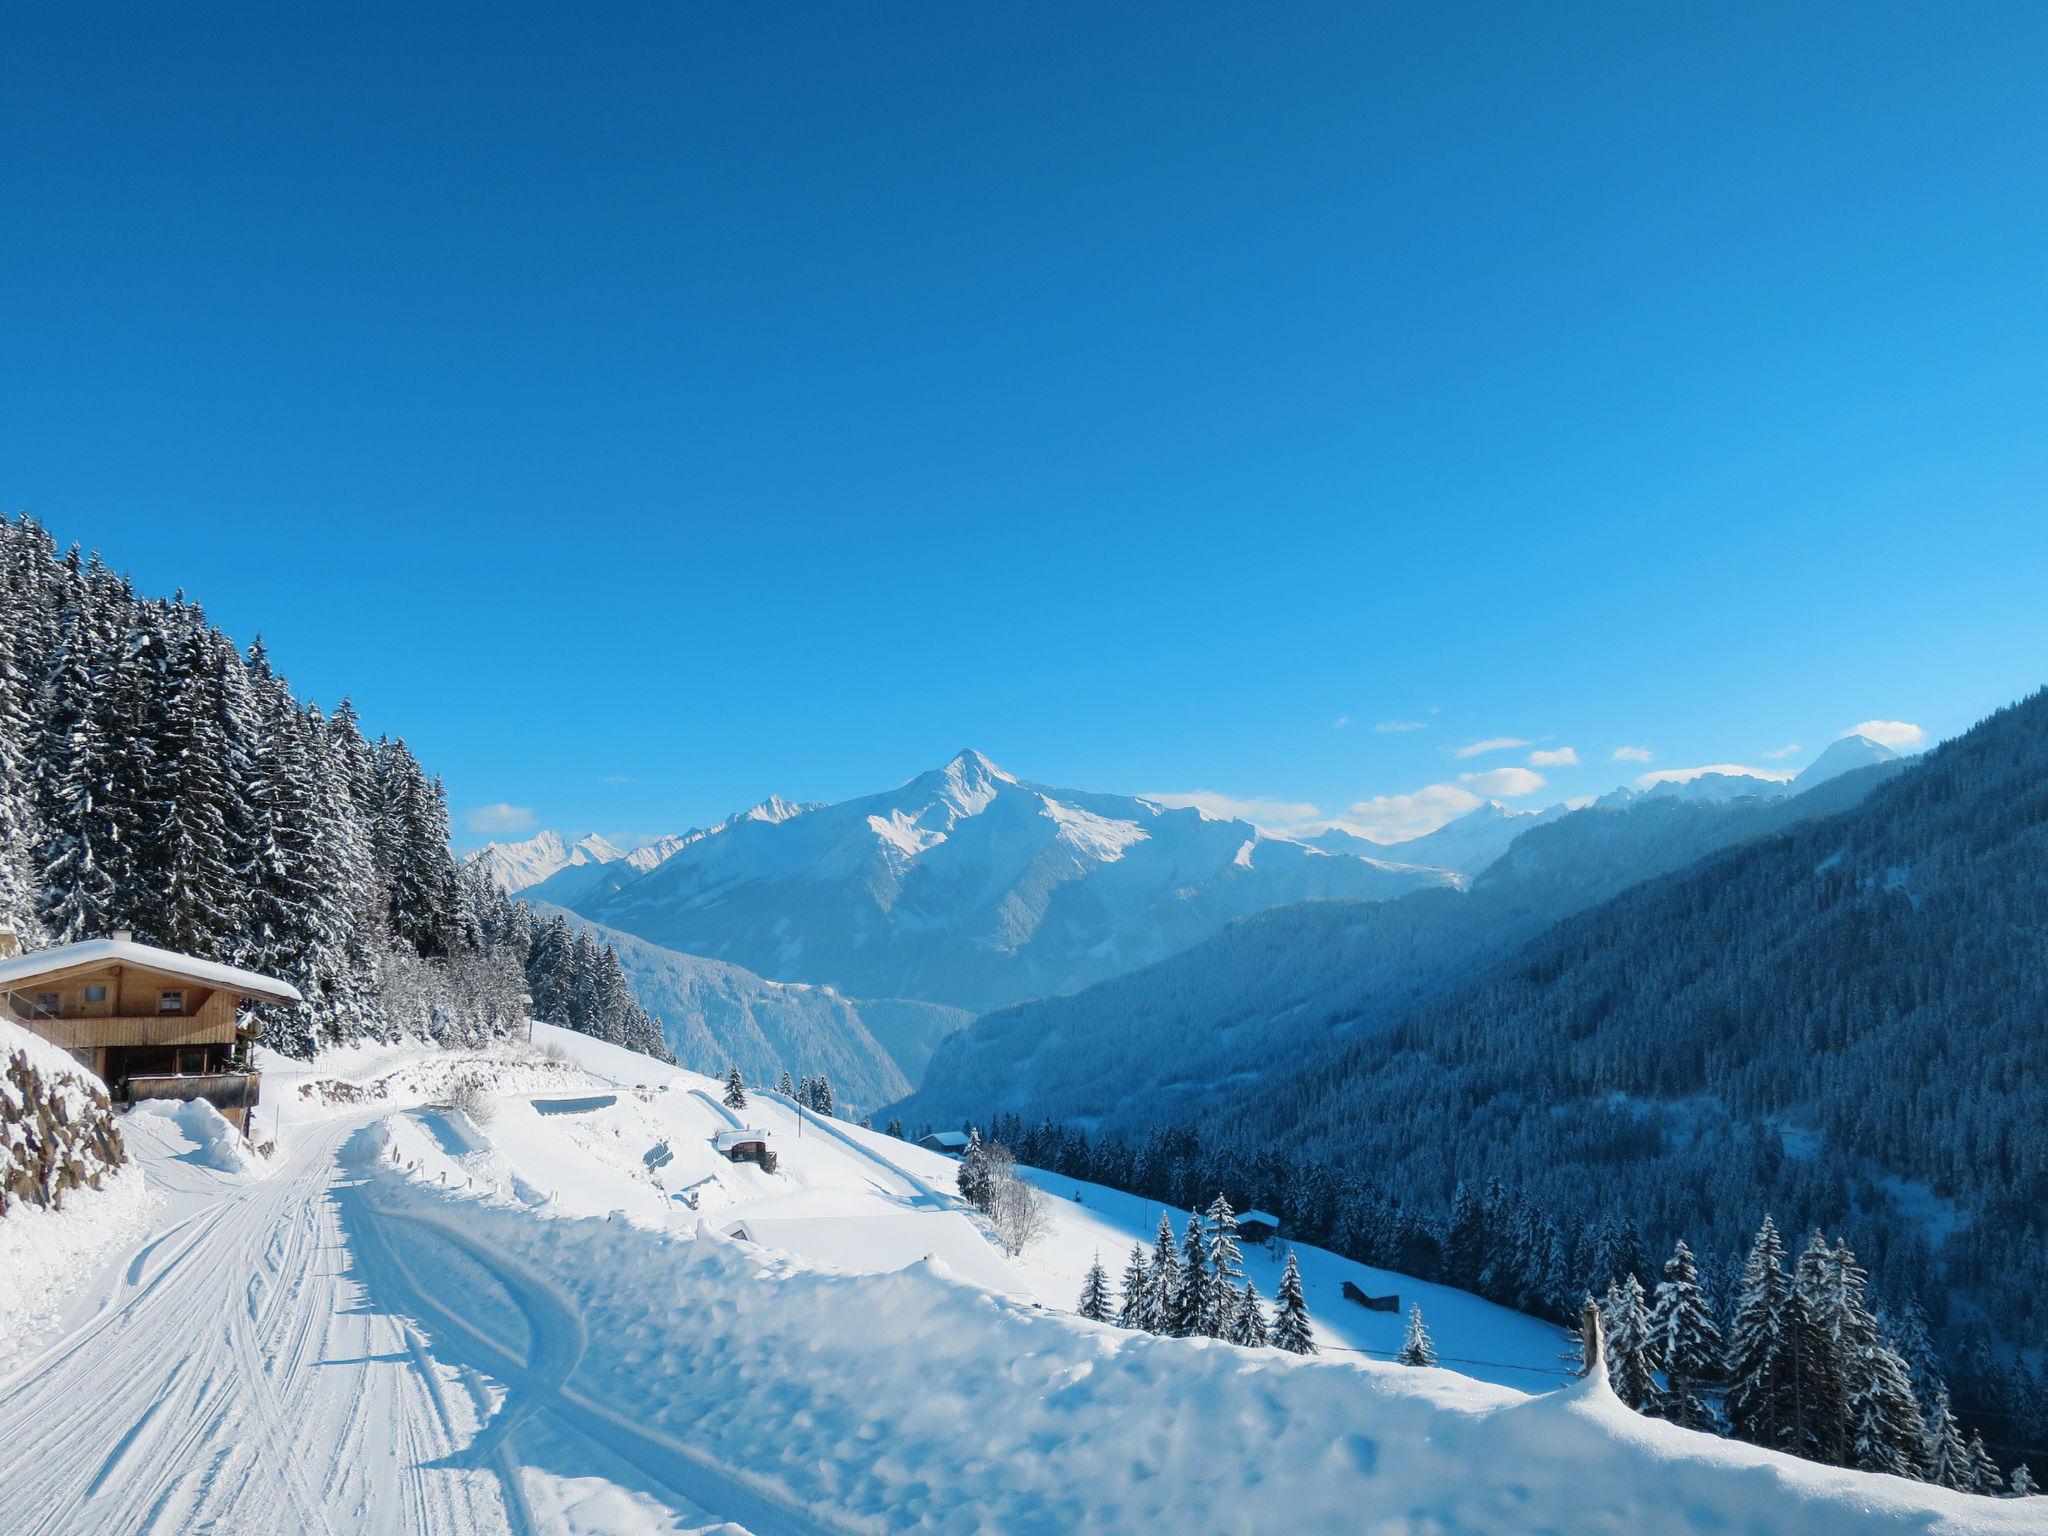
[127,1097,263,1175]
[362,1163,2033,1535]
[0,1163,151,1361]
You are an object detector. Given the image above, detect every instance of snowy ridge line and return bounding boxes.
[687,1087,747,1130]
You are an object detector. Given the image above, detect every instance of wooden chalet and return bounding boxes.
[0,929,302,1132]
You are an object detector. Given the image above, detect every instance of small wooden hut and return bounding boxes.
[0,930,301,1132]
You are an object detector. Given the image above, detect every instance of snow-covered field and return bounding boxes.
[0,1026,2035,1535]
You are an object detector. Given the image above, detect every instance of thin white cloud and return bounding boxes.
[1339,783,1483,842]
[1843,720,1925,749]
[1332,715,1353,730]
[1610,746,1654,763]
[1635,764,1795,788]
[1528,746,1578,767]
[1457,766,1547,797]
[466,802,537,834]
[1760,743,1802,760]
[1455,736,1532,759]
[1144,790,1321,827]
[1373,719,1428,733]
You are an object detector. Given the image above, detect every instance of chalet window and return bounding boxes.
[158,990,184,1014]
[34,992,59,1014]
[84,985,107,1002]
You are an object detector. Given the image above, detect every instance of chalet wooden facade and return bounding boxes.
[0,930,302,1132]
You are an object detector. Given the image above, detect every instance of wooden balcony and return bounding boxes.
[15,1013,240,1050]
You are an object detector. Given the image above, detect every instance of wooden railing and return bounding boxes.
[16,1015,240,1049]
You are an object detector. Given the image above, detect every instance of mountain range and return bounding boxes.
[477,750,1459,1017]
[893,751,1910,1133]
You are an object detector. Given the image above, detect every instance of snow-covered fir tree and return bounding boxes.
[1167,1214,1209,1338]
[1396,1303,1437,1367]
[1117,1245,1153,1331]
[1077,1253,1112,1322]
[1847,1341,1926,1479]
[1727,1216,1793,1451]
[1603,1275,1658,1410]
[1648,1239,1722,1429]
[1966,1430,2004,1495]
[722,1066,747,1111]
[1922,1385,1972,1491]
[957,1130,992,1211]
[1148,1213,1181,1335]
[1203,1192,1244,1338]
[2010,1463,2038,1498]
[1229,1280,1267,1348]
[1271,1252,1316,1356]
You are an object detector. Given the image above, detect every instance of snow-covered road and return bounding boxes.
[0,1106,785,1536]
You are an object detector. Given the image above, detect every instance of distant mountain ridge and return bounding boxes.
[540,750,1459,1013]
[893,755,1910,1132]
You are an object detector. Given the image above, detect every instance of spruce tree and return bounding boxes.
[1396,1303,1438,1367]
[1117,1245,1153,1330]
[1203,1192,1244,1338]
[1966,1431,2003,1495]
[1077,1253,1112,1322]
[1149,1213,1181,1334]
[1847,1341,1926,1479]
[1230,1280,1267,1348]
[1727,1217,1793,1450]
[1649,1239,1723,1429]
[2010,1464,2038,1498]
[1923,1385,1972,1490]
[957,1130,992,1211]
[1604,1275,1658,1410]
[1167,1214,1209,1338]
[1272,1252,1316,1355]
[776,1070,795,1097]
[723,1065,747,1111]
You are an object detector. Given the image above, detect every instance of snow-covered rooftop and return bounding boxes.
[713,1127,770,1152]
[0,938,303,1006]
[1239,1209,1282,1229]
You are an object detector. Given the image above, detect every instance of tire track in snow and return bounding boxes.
[348,1186,860,1536]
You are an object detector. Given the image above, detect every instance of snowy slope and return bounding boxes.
[569,750,1458,1013]
[533,903,969,1108]
[0,1028,2032,1535]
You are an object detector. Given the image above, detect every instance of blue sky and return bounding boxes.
[5,3,2045,848]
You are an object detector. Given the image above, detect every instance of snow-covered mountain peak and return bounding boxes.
[1794,733,1900,789]
[910,748,1016,818]
[741,794,810,826]
[470,829,637,893]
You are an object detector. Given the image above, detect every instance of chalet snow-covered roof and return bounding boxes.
[0,937,303,1006]
[1238,1209,1282,1229]
[919,1130,970,1149]
[714,1127,770,1152]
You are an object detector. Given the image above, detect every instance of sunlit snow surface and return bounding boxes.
[0,1024,2033,1535]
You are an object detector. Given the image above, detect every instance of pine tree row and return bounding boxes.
[0,514,666,1061]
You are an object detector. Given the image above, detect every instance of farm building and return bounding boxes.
[1238,1208,1282,1243]
[0,929,301,1132]
[715,1127,778,1172]
[917,1130,971,1155]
